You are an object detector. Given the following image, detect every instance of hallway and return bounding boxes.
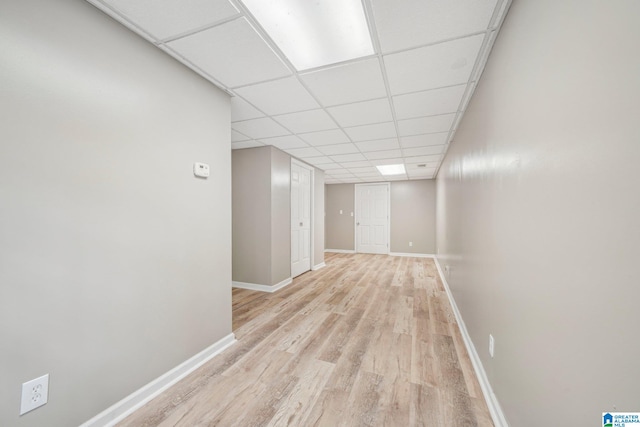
[119,253,492,426]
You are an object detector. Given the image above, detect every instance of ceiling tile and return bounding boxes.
[330,153,367,163]
[364,149,403,160]
[384,34,484,95]
[370,157,405,166]
[285,147,324,158]
[355,138,400,152]
[405,155,442,163]
[400,132,448,148]
[274,109,337,134]
[299,58,387,106]
[344,122,397,142]
[167,18,290,88]
[298,129,351,146]
[302,156,333,166]
[318,162,344,170]
[382,174,408,181]
[105,0,239,40]
[339,161,374,168]
[231,97,264,122]
[406,162,439,170]
[371,0,497,52]
[232,117,290,139]
[348,167,379,173]
[317,143,360,156]
[354,172,383,178]
[393,85,466,120]
[234,76,319,115]
[327,98,393,128]
[397,114,455,136]
[258,135,309,150]
[231,130,250,142]
[403,145,445,157]
[231,140,264,149]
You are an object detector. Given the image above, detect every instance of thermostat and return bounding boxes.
[193,162,210,178]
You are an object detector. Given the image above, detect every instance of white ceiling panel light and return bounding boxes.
[241,0,374,70]
[376,164,406,175]
[167,18,291,88]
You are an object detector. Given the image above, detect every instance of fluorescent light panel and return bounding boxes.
[241,0,374,71]
[376,164,405,175]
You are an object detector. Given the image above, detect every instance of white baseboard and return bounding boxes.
[434,257,509,427]
[232,277,292,293]
[79,333,236,427]
[389,252,435,258]
[312,262,326,270]
[324,249,355,254]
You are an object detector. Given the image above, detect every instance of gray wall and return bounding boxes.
[0,1,232,426]
[390,180,436,254]
[270,148,292,285]
[325,184,356,251]
[435,0,640,425]
[325,181,436,253]
[233,147,324,285]
[232,147,273,284]
[313,170,325,267]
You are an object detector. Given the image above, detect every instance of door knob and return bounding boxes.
[300,222,303,226]
[357,222,360,226]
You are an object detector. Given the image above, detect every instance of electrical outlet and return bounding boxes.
[20,374,49,415]
[409,241,413,247]
[489,334,495,358]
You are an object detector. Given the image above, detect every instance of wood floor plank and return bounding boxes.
[117,254,493,427]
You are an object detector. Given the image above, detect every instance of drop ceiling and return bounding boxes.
[88,0,511,184]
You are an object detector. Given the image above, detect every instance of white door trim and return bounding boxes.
[354,182,390,254]
[291,158,314,276]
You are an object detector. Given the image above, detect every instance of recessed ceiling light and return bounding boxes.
[241,0,374,71]
[376,164,406,175]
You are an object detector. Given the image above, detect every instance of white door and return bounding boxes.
[291,161,311,278]
[356,184,389,254]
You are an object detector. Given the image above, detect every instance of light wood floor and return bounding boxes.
[119,253,493,427]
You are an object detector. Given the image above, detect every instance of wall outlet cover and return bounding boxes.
[20,374,49,415]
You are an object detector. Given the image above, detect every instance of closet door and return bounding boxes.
[291,161,311,278]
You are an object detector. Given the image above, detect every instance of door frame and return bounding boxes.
[354,182,390,254]
[291,158,315,276]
